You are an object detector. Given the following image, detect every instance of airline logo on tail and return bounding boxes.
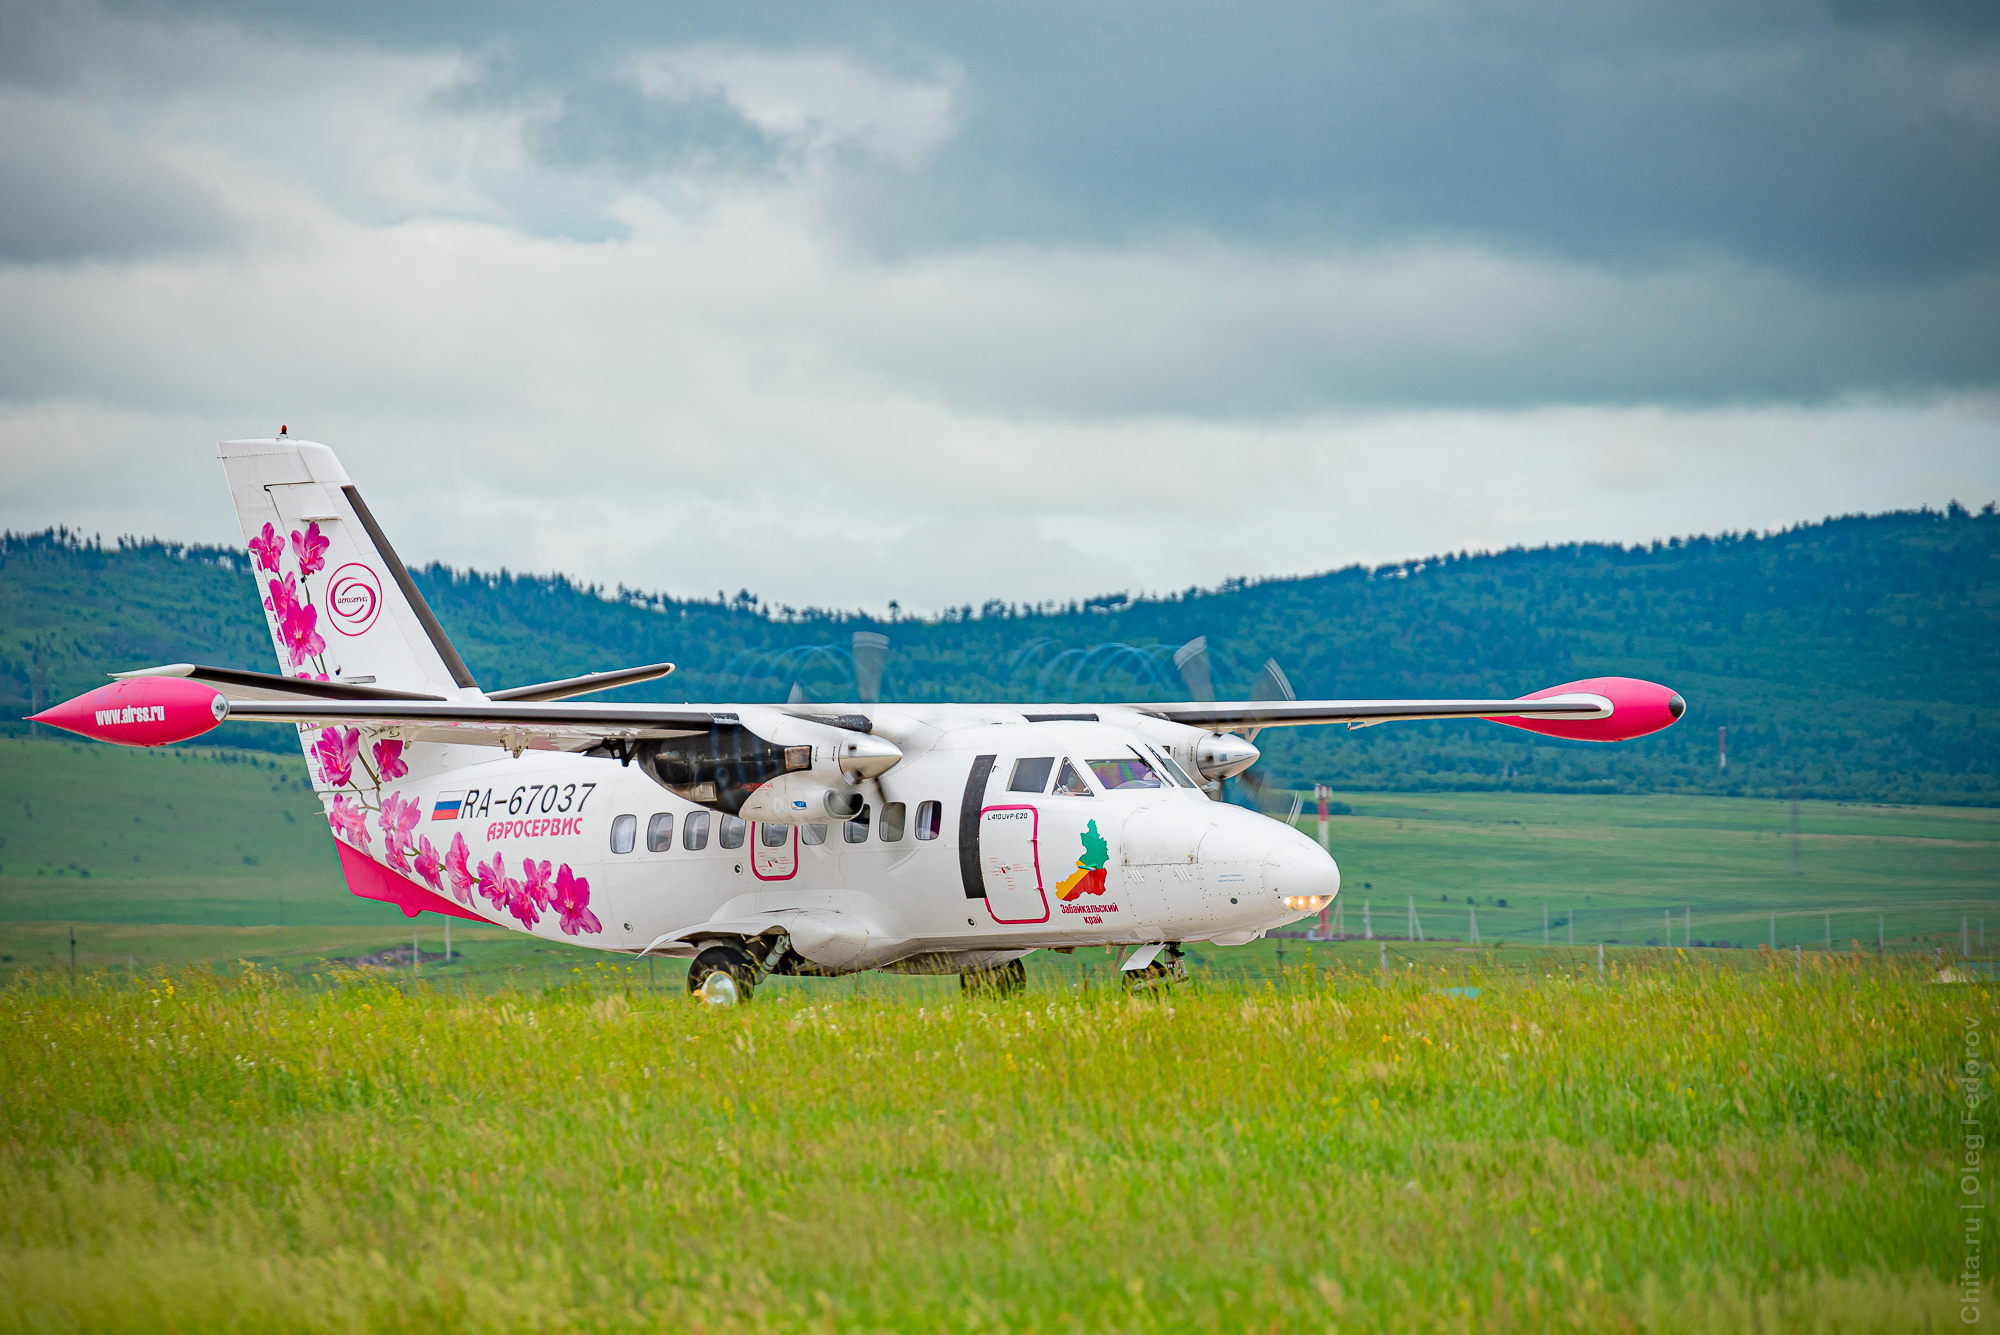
[326,564,384,635]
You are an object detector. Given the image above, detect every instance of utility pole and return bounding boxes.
[1718,725,1726,773]
[1597,942,1605,978]
[1363,900,1372,940]
[1407,897,1423,942]
[1469,906,1480,944]
[1800,783,1816,875]
[1664,908,1672,947]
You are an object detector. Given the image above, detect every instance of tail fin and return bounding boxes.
[220,438,478,699]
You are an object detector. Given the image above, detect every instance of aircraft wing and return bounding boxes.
[219,697,727,749]
[102,661,696,750]
[1134,695,1613,730]
[1125,677,1685,742]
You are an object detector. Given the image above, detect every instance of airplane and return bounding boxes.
[30,437,1687,1000]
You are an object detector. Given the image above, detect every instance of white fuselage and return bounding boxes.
[381,706,1340,972]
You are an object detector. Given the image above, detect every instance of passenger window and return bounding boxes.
[880,801,907,842]
[800,822,828,845]
[610,813,637,854]
[761,822,791,847]
[1088,756,1162,790]
[1009,757,1055,793]
[1052,759,1093,797]
[646,812,675,851]
[683,811,711,850]
[844,806,872,843]
[719,814,746,849]
[914,800,941,840]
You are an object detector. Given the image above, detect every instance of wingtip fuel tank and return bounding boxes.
[1491,676,1685,743]
[28,678,229,747]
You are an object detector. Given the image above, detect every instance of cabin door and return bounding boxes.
[979,805,1050,923]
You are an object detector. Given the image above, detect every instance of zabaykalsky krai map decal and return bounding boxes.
[1055,820,1110,901]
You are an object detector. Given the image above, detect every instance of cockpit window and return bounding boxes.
[1009,757,1055,793]
[1089,756,1162,790]
[1052,759,1093,797]
[1150,748,1199,788]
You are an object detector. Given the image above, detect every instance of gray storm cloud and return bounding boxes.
[0,0,1993,610]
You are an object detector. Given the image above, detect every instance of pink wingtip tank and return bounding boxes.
[1491,676,1686,743]
[28,678,229,747]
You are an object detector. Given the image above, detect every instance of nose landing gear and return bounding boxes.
[1120,943,1188,992]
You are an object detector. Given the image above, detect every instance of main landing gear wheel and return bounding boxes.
[688,943,759,1005]
[960,958,1026,997]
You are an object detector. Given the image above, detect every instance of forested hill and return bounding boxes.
[4,505,1996,805]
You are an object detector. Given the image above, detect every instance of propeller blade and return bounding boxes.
[1173,636,1215,703]
[1228,767,1304,824]
[852,631,889,705]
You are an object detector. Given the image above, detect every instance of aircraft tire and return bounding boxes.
[960,958,1026,997]
[687,943,759,1003]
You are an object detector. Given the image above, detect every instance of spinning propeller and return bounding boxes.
[1174,637,1305,825]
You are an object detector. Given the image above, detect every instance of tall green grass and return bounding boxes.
[0,955,1973,1331]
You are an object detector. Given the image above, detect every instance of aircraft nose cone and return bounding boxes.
[1266,839,1340,911]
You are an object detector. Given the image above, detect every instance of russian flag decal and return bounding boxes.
[431,791,465,821]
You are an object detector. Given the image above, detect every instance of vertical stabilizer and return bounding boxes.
[220,438,477,699]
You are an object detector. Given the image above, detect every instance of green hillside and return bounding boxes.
[4,504,1997,804]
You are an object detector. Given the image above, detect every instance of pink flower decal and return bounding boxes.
[551,864,601,936]
[477,851,531,925]
[378,792,420,871]
[372,739,408,781]
[521,858,553,911]
[279,599,325,668]
[249,522,284,574]
[312,727,360,789]
[444,833,474,904]
[264,572,298,617]
[291,522,329,577]
[412,835,445,891]
[328,794,371,851]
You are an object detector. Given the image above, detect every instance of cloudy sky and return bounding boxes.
[2,0,1995,612]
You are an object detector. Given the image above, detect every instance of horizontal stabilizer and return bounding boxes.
[112,663,445,703]
[488,662,675,703]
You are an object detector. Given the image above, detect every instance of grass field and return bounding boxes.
[0,952,1974,1332]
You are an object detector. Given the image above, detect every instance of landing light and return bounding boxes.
[1284,895,1332,912]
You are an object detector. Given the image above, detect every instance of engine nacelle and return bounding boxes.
[1194,731,1260,780]
[636,709,902,815]
[736,773,868,825]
